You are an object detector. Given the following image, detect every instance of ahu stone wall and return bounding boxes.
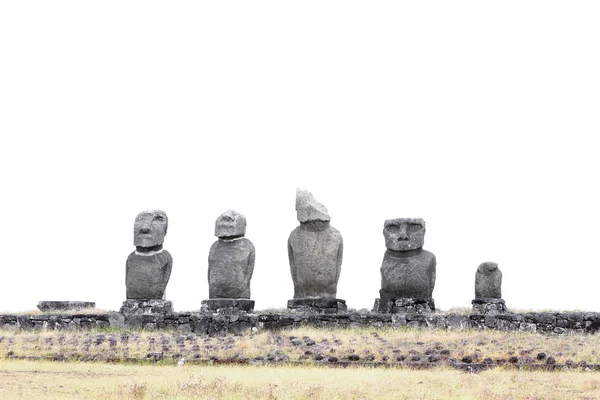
[2,311,600,335]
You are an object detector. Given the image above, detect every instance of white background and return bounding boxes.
[1,2,599,313]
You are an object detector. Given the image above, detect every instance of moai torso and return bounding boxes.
[288,189,343,299]
[475,262,502,298]
[208,210,255,299]
[288,223,343,298]
[126,250,173,299]
[379,218,436,301]
[126,210,172,300]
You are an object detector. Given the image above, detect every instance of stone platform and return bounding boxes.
[37,301,96,312]
[472,298,507,315]
[287,298,347,314]
[119,299,173,315]
[200,299,255,313]
[373,298,435,314]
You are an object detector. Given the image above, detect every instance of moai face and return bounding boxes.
[215,210,246,238]
[383,218,426,251]
[133,210,168,248]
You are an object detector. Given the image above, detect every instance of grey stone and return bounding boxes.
[472,298,507,315]
[37,301,95,312]
[126,210,172,300]
[208,210,255,299]
[200,299,255,313]
[119,299,173,315]
[378,218,436,310]
[287,298,347,314]
[475,262,502,298]
[288,189,343,299]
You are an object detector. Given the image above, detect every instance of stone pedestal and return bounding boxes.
[119,299,173,315]
[373,298,434,314]
[287,298,347,314]
[200,299,255,313]
[471,298,507,315]
[37,301,96,312]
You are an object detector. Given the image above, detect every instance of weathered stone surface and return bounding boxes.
[214,209,247,238]
[378,218,436,310]
[208,210,255,299]
[119,299,174,315]
[373,298,433,314]
[5,310,600,334]
[37,301,95,312]
[126,210,172,300]
[475,262,502,299]
[289,189,343,299]
[288,298,347,314]
[472,298,507,315]
[201,299,255,313]
[296,188,330,222]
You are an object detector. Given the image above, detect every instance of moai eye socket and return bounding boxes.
[407,224,423,234]
[385,225,400,233]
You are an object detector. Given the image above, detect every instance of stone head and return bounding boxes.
[296,188,331,222]
[215,210,246,238]
[477,262,499,275]
[133,210,168,248]
[383,218,426,251]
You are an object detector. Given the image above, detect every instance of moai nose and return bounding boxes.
[397,225,409,240]
[140,226,151,234]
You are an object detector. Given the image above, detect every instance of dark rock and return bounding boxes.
[462,356,473,363]
[208,210,255,299]
[314,354,324,361]
[348,354,360,361]
[288,189,343,299]
[291,338,303,346]
[126,210,172,300]
[327,356,338,362]
[378,218,436,310]
[537,352,547,360]
[474,262,502,298]
[508,356,519,364]
[305,339,316,346]
[428,355,440,362]
[200,299,255,313]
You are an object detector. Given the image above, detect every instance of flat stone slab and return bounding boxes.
[120,299,173,315]
[37,301,96,312]
[200,299,255,313]
[373,298,434,314]
[287,298,347,314]
[472,298,507,315]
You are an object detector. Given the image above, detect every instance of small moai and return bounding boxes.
[472,262,507,314]
[373,218,436,314]
[201,210,256,313]
[120,210,174,314]
[287,189,346,313]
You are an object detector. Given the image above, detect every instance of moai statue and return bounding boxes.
[472,262,506,314]
[121,210,173,314]
[287,189,346,313]
[201,210,256,313]
[374,218,436,313]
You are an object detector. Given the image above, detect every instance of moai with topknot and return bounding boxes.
[373,218,436,314]
[287,189,346,313]
[201,210,256,313]
[120,210,174,314]
[472,262,507,314]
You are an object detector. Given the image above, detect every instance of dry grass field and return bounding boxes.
[2,359,600,399]
[2,326,600,399]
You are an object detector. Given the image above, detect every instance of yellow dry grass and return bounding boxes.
[1,359,600,399]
